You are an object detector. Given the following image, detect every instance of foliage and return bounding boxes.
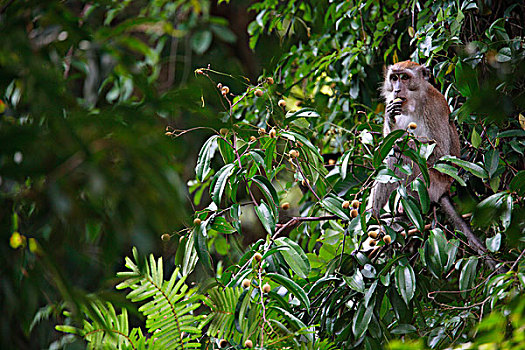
[2,0,525,349]
[57,247,204,349]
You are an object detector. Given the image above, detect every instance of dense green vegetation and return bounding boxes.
[1,0,524,349]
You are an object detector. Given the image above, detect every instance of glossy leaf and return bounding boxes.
[434,163,467,186]
[395,265,416,305]
[266,272,310,311]
[352,301,374,339]
[440,155,488,179]
[274,237,311,278]
[400,197,423,232]
[373,129,406,168]
[210,217,237,234]
[459,258,478,298]
[343,270,365,293]
[194,222,212,272]
[196,135,218,181]
[255,201,276,235]
[486,233,501,253]
[412,178,430,213]
[321,195,350,221]
[211,163,235,206]
[484,149,500,178]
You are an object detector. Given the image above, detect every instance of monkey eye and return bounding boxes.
[391,75,398,81]
[400,73,410,80]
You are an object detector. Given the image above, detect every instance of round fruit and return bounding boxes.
[301,179,309,187]
[368,230,378,239]
[250,136,257,142]
[253,252,263,262]
[193,218,202,225]
[383,235,392,244]
[262,283,271,293]
[242,279,251,288]
[351,200,360,209]
[254,89,263,97]
[161,233,171,241]
[328,159,336,165]
[278,99,286,108]
[342,201,350,209]
[289,149,299,158]
[217,83,223,89]
[350,209,358,218]
[267,77,274,85]
[269,128,277,138]
[244,339,253,348]
[408,122,417,130]
[219,339,228,348]
[281,202,290,210]
[393,97,404,103]
[258,128,266,135]
[219,128,228,136]
[221,86,230,95]
[369,239,377,247]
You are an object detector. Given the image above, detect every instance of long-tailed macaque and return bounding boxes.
[369,60,461,215]
[368,60,499,269]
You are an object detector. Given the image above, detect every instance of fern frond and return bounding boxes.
[56,299,142,350]
[116,247,204,349]
[205,286,243,339]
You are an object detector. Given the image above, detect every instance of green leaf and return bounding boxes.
[255,201,276,235]
[424,229,448,278]
[196,135,218,181]
[484,149,500,178]
[352,301,374,339]
[486,233,501,253]
[210,217,236,234]
[211,163,235,206]
[263,138,277,172]
[440,155,488,179]
[434,163,467,186]
[281,130,322,161]
[454,61,478,97]
[343,270,365,293]
[390,324,417,334]
[400,198,423,232]
[471,128,481,149]
[191,30,213,54]
[459,258,478,298]
[395,265,416,305]
[284,107,320,123]
[252,175,279,217]
[340,151,352,180]
[194,223,213,272]
[411,179,430,213]
[218,137,235,164]
[364,281,377,308]
[510,170,525,196]
[321,195,350,221]
[274,237,311,278]
[495,47,512,62]
[266,273,310,311]
[373,129,406,168]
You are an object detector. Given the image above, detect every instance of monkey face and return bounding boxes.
[382,61,431,113]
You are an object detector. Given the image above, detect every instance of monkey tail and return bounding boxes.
[439,195,504,271]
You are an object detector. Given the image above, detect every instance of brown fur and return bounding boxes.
[369,61,460,215]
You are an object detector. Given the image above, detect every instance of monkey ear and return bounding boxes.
[420,65,430,81]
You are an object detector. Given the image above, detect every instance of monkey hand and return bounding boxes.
[386,98,404,123]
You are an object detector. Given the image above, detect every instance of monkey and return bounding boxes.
[367,60,500,270]
[369,60,461,214]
